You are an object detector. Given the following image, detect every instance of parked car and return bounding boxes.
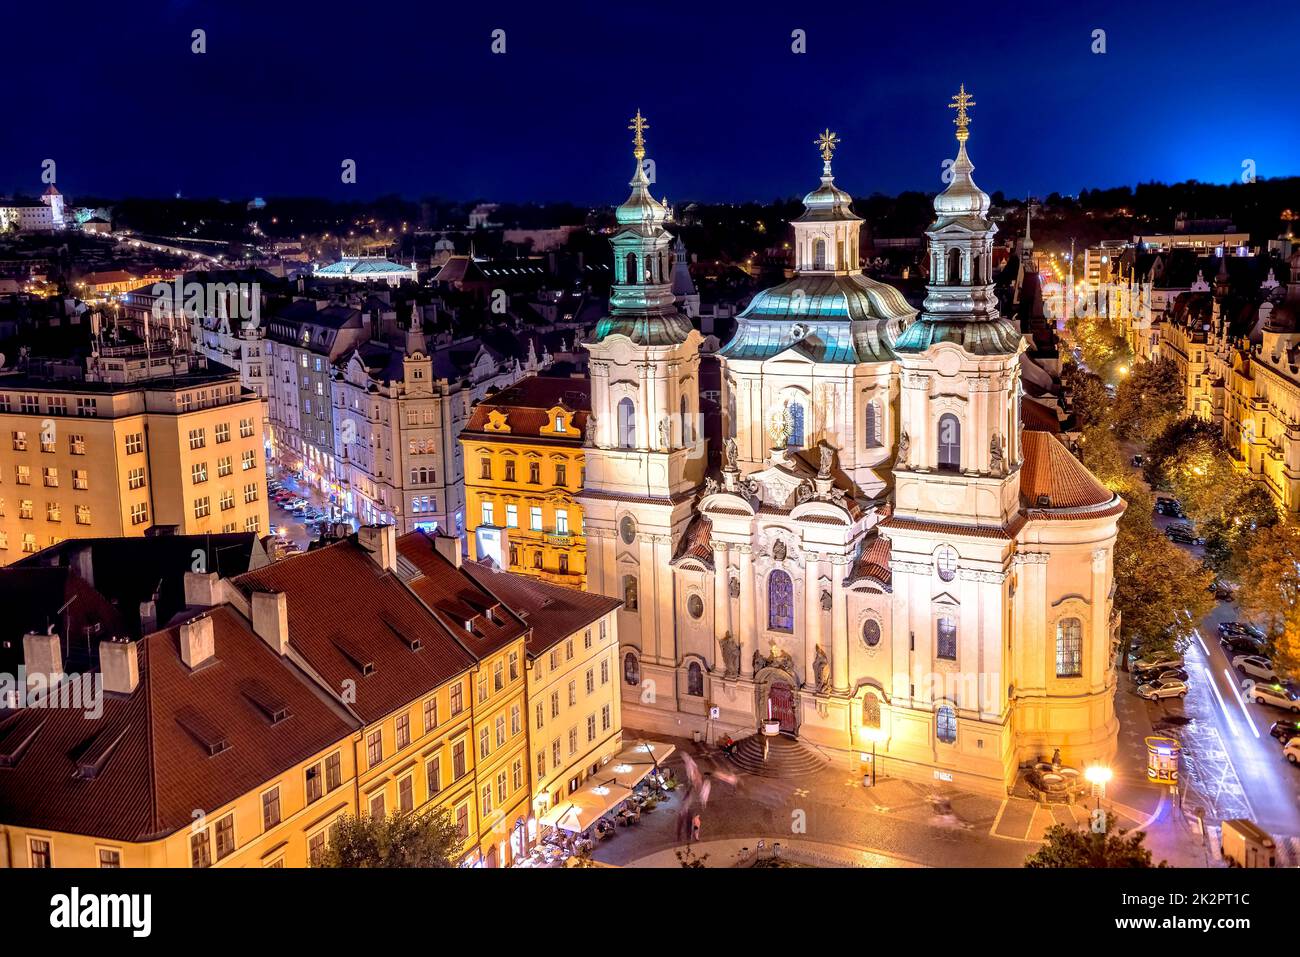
[1138,678,1189,701]
[1269,720,1300,745]
[1285,739,1300,765]
[1219,622,1267,641]
[1131,454,1145,467]
[1154,667,1190,683]
[1222,635,1266,656]
[1155,497,1186,517]
[1165,527,1204,545]
[1209,578,1238,600]
[1233,655,1278,682]
[1242,679,1300,713]
[1133,652,1185,675]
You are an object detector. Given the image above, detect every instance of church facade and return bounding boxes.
[578,97,1124,795]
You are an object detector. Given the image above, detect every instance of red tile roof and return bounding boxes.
[672,515,714,567]
[460,562,621,657]
[1019,431,1115,510]
[1022,397,1062,433]
[464,375,590,438]
[232,540,477,723]
[0,606,358,843]
[395,532,530,660]
[850,533,893,589]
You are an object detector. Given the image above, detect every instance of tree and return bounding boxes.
[1065,366,1112,431]
[1025,813,1166,868]
[316,808,462,868]
[1113,357,1183,443]
[1202,485,1281,575]
[1067,312,1130,378]
[1235,523,1300,681]
[1112,485,1215,667]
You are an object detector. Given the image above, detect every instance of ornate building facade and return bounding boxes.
[581,97,1124,794]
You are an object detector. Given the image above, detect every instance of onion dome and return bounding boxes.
[932,85,990,224]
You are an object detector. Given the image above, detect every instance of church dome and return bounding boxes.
[615,165,672,230]
[933,143,990,221]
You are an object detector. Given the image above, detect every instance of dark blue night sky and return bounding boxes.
[6,0,1298,203]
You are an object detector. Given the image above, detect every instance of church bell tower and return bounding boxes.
[578,112,705,707]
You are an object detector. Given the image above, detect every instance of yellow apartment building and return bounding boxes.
[0,353,268,564]
[396,530,533,866]
[461,375,589,589]
[460,562,623,819]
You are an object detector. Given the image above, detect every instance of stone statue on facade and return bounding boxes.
[752,649,766,675]
[658,416,670,449]
[584,412,596,447]
[818,443,834,479]
[703,476,720,496]
[724,436,738,470]
[820,588,832,612]
[813,645,830,694]
[719,632,740,678]
[897,430,910,464]
[990,431,1005,476]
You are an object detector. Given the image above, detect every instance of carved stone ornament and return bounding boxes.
[772,540,787,562]
[729,575,740,599]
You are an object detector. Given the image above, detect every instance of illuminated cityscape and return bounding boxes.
[0,0,1295,941]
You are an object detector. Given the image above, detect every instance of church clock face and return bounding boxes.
[619,516,637,545]
[936,546,958,582]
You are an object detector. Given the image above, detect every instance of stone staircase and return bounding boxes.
[723,733,830,778]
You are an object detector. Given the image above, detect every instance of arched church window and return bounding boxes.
[935,546,958,582]
[813,238,827,270]
[947,247,962,285]
[624,253,638,285]
[623,651,640,686]
[937,413,961,471]
[768,570,794,633]
[971,253,983,285]
[1056,617,1083,677]
[686,662,704,696]
[680,395,689,445]
[788,402,805,449]
[865,399,882,448]
[862,691,881,728]
[617,398,636,449]
[622,574,639,612]
[936,705,957,744]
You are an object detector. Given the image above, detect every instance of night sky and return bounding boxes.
[7,0,1298,204]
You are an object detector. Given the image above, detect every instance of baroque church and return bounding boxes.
[578,94,1124,794]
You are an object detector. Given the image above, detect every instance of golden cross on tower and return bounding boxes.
[629,110,649,162]
[949,84,975,142]
[815,128,840,165]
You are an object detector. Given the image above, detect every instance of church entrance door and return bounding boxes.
[767,681,796,735]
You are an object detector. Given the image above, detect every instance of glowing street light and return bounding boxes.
[1084,764,1113,810]
[858,726,887,787]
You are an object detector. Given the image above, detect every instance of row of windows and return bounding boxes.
[481,501,577,535]
[534,705,613,782]
[185,419,256,450]
[7,467,89,489]
[0,395,98,417]
[479,457,582,488]
[10,431,87,455]
[0,500,92,525]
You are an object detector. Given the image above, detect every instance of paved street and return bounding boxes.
[585,733,1182,868]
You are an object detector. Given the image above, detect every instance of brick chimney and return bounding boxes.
[23,629,62,693]
[251,590,290,654]
[357,524,397,572]
[179,615,215,669]
[184,571,221,607]
[434,533,462,569]
[139,600,158,634]
[100,638,140,694]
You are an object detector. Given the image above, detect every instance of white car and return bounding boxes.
[1233,655,1278,682]
[1285,739,1300,766]
[1242,679,1300,713]
[1138,678,1188,701]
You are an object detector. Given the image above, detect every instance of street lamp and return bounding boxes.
[1084,764,1113,811]
[859,726,887,787]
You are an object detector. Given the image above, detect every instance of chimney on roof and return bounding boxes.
[23,629,63,693]
[434,533,462,569]
[179,615,216,669]
[70,543,94,588]
[358,524,397,572]
[251,590,290,654]
[184,570,221,607]
[139,599,158,634]
[100,638,140,694]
